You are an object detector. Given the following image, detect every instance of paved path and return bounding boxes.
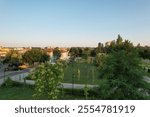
[0,68,31,78]
[10,78,97,89]
[0,69,31,86]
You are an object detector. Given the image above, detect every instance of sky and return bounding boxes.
[0,0,150,47]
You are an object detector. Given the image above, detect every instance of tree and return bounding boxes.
[31,63,64,99]
[53,47,61,60]
[116,34,123,45]
[97,49,149,99]
[82,47,90,60]
[40,51,50,63]
[106,35,134,53]
[3,50,22,69]
[138,46,150,59]
[90,48,96,57]
[96,42,104,54]
[95,53,107,69]
[69,47,79,57]
[22,49,49,65]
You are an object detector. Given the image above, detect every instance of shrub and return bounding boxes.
[148,69,150,73]
[2,77,13,88]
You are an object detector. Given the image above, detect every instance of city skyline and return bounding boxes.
[0,0,150,47]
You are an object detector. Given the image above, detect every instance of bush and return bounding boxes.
[1,77,26,88]
[32,63,64,99]
[97,50,147,99]
[2,77,13,88]
[25,75,32,80]
[148,69,150,73]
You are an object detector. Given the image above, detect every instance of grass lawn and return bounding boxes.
[1,85,149,100]
[0,85,97,100]
[0,86,34,100]
[63,61,101,85]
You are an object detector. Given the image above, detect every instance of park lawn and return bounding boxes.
[63,62,101,85]
[0,86,34,100]
[0,86,96,100]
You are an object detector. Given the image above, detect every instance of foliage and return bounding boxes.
[96,42,104,54]
[69,47,80,57]
[82,47,90,60]
[56,59,68,68]
[90,48,96,57]
[2,77,13,88]
[31,63,64,99]
[106,35,134,53]
[95,53,107,69]
[98,49,149,99]
[3,50,22,68]
[83,84,90,99]
[22,48,49,65]
[138,46,150,59]
[1,77,23,88]
[148,69,150,73]
[53,47,61,60]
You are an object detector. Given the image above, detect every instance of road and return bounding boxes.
[0,68,31,86]
[0,68,31,78]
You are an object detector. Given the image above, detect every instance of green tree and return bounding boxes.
[53,47,61,60]
[69,47,79,57]
[4,50,22,69]
[31,63,64,99]
[83,84,90,100]
[82,47,90,60]
[116,34,123,45]
[96,42,104,54]
[90,48,96,57]
[95,53,107,69]
[138,46,150,59]
[40,51,50,63]
[22,49,49,65]
[98,50,149,99]
[106,35,134,53]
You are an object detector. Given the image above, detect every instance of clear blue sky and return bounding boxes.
[0,0,150,47]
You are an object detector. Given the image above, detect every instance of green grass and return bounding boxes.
[25,60,102,85]
[0,86,34,100]
[0,85,97,100]
[0,80,149,100]
[63,61,101,85]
